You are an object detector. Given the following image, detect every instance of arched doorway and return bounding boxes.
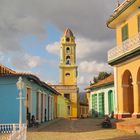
[108,90,114,114]
[122,70,134,114]
[137,67,140,112]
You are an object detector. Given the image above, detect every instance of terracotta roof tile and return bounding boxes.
[0,64,16,74]
[0,65,60,95]
[64,28,74,37]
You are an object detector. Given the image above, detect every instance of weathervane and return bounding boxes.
[117,0,120,7]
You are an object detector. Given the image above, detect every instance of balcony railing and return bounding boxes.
[0,124,27,140]
[108,33,140,63]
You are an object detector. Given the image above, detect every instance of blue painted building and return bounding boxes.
[0,65,60,125]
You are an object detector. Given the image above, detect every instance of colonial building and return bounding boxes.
[52,28,79,118]
[86,75,115,118]
[107,0,140,118]
[0,65,62,125]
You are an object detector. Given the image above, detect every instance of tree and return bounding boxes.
[93,72,111,84]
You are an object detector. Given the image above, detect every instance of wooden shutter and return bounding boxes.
[98,93,104,117]
[122,24,128,41]
[138,16,140,32]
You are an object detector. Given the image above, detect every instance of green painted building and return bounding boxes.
[86,75,115,118]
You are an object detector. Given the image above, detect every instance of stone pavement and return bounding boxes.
[27,118,140,140]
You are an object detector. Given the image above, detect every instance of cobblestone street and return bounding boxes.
[27,118,140,140]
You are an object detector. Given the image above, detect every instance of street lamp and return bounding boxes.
[16,77,24,128]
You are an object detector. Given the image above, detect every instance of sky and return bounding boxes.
[0,0,124,91]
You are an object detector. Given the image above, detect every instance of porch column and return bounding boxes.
[105,91,109,115]
[132,82,140,118]
[49,95,51,121]
[38,92,41,122]
[51,96,54,120]
[97,93,99,116]
[118,84,131,119]
[42,93,45,122]
[114,67,118,116]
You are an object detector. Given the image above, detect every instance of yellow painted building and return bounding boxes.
[52,28,79,118]
[107,0,140,119]
[57,95,69,118]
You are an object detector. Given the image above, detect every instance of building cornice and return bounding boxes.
[107,0,136,28]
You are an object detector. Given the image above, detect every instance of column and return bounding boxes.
[118,84,131,119]
[114,67,118,117]
[38,92,41,122]
[105,91,109,115]
[42,93,45,122]
[49,95,51,121]
[51,96,54,120]
[97,93,99,117]
[132,82,140,118]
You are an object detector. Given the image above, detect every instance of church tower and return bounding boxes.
[57,28,78,118]
[59,28,78,85]
[51,28,79,118]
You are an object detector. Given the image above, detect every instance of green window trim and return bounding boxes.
[122,24,128,42]
[138,15,140,32]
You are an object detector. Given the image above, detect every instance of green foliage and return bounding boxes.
[90,72,111,85]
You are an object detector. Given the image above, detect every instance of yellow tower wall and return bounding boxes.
[59,28,78,118]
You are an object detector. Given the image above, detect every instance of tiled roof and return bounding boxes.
[85,75,114,90]
[0,64,16,74]
[0,65,60,95]
[64,28,74,37]
[114,0,132,13]
[107,0,135,26]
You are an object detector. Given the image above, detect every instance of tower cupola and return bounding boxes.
[61,28,75,44]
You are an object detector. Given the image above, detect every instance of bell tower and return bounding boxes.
[54,28,79,118]
[59,28,78,85]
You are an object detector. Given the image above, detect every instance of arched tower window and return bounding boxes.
[66,37,70,42]
[66,47,70,54]
[66,56,71,65]
[65,73,70,76]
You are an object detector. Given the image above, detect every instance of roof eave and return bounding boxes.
[107,0,137,29]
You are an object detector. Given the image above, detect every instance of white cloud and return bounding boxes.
[45,36,114,62]
[78,60,113,90]
[46,42,59,55]
[27,55,43,68]
[12,54,45,70]
[78,76,90,85]
[79,60,112,74]
[76,37,114,61]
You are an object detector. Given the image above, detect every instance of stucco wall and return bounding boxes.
[0,76,55,124]
[89,84,115,117]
